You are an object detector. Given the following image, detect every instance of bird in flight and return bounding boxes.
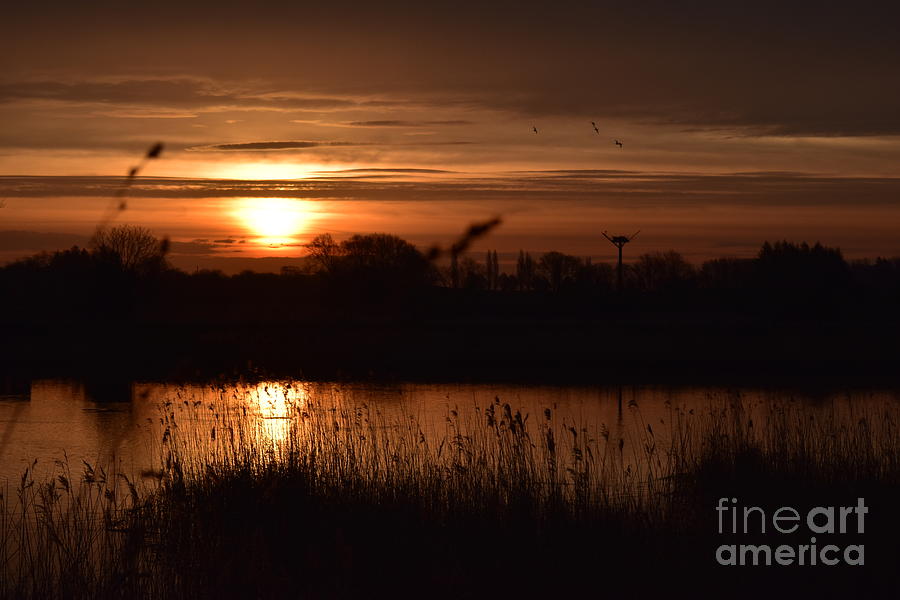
[592,122,600,134]
[615,139,623,148]
[533,126,538,134]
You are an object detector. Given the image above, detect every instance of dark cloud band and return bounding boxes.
[347,120,473,127]
[3,171,900,210]
[188,141,362,151]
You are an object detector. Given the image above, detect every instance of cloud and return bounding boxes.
[4,171,900,210]
[4,65,896,145]
[326,168,455,174]
[7,73,891,139]
[4,3,900,138]
[168,240,217,255]
[91,108,199,119]
[187,140,363,151]
[346,120,473,127]
[0,78,411,115]
[0,230,87,252]
[0,231,240,259]
[185,139,473,152]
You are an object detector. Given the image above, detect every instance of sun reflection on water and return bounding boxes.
[15,380,898,500]
[249,382,309,447]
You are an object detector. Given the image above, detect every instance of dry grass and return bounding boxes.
[1,385,898,598]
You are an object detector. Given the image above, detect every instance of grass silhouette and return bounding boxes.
[1,387,897,598]
[96,143,164,231]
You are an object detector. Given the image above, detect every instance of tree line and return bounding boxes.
[1,226,898,325]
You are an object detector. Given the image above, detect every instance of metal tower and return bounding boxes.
[602,230,640,291]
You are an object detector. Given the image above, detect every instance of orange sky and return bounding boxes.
[1,1,899,271]
[2,170,898,272]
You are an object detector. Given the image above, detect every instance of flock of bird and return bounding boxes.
[533,121,623,148]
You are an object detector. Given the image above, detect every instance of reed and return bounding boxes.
[1,385,898,598]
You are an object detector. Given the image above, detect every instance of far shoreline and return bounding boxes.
[4,314,899,390]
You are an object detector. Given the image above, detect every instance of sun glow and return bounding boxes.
[234,198,314,246]
[213,162,317,180]
[250,382,309,447]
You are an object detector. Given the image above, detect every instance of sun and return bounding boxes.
[234,198,312,245]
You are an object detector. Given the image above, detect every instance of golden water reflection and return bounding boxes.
[1,381,898,488]
[250,381,308,447]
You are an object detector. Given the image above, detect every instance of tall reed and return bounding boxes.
[1,384,897,598]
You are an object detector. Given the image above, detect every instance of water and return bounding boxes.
[1,379,897,486]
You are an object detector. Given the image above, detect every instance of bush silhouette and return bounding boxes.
[537,251,583,293]
[90,225,169,276]
[631,250,695,292]
[307,233,434,300]
[756,241,850,310]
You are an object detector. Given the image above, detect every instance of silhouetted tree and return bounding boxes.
[485,250,500,290]
[700,257,755,290]
[755,241,851,313]
[305,232,433,298]
[537,251,583,293]
[497,272,518,292]
[90,225,169,275]
[340,234,428,276]
[577,261,615,293]
[459,256,488,289]
[306,233,341,274]
[516,250,536,291]
[757,241,849,290]
[630,251,695,292]
[851,257,900,300]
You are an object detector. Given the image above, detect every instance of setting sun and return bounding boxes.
[234,198,313,246]
[4,2,900,597]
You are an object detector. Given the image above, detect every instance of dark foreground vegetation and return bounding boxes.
[3,226,898,597]
[1,226,899,383]
[1,390,898,599]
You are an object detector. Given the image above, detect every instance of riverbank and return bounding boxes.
[4,308,899,387]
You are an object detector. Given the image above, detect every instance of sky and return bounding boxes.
[1,1,898,271]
